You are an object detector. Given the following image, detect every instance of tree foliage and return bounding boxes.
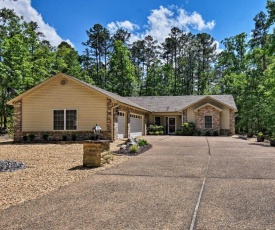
[2,1,275,135]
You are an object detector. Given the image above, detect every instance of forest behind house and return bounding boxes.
[1,1,275,135]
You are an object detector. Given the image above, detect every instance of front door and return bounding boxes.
[168,117,176,134]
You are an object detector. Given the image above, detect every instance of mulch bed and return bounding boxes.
[114,144,152,156]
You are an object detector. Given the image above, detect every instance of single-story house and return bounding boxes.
[7,73,238,141]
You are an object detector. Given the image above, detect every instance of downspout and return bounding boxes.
[111,104,119,141]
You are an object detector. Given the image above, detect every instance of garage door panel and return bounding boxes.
[130,114,142,138]
[118,112,125,138]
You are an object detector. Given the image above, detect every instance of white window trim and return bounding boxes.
[204,115,213,129]
[53,109,78,131]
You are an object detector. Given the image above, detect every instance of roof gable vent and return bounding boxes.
[60,79,68,85]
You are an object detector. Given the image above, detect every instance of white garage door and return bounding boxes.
[130,114,143,138]
[118,112,125,138]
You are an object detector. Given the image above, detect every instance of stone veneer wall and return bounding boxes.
[195,105,221,133]
[107,99,118,140]
[13,100,22,141]
[182,109,187,123]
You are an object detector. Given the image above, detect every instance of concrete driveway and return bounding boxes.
[1,136,275,229]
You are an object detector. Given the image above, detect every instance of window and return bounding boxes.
[154,117,161,126]
[205,116,212,129]
[54,110,77,130]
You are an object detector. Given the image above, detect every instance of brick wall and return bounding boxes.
[195,105,221,134]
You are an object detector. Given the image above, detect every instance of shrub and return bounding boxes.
[197,130,201,136]
[270,133,275,141]
[28,133,35,141]
[42,133,49,141]
[213,131,219,136]
[257,132,263,137]
[176,130,181,135]
[181,122,196,136]
[23,135,28,141]
[159,131,164,135]
[62,135,67,141]
[71,133,77,141]
[205,131,211,136]
[138,139,148,146]
[129,144,138,153]
[148,125,164,135]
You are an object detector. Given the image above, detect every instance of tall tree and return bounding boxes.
[195,33,217,95]
[108,40,137,96]
[82,24,111,87]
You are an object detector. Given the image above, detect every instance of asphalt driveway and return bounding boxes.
[1,136,275,229]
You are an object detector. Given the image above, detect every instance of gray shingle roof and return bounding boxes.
[7,73,237,113]
[126,95,237,112]
[72,74,237,112]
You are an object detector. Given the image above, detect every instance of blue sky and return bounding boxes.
[2,0,267,53]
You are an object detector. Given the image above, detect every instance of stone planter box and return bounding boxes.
[83,140,110,167]
[257,136,265,142]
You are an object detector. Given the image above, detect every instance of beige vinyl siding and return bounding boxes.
[220,107,230,129]
[187,106,196,123]
[22,77,107,132]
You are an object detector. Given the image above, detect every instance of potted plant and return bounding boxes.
[270,134,275,147]
[257,132,265,142]
[247,129,253,138]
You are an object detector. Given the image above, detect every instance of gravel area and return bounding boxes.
[0,137,130,210]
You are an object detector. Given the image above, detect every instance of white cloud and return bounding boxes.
[1,0,73,47]
[107,20,139,34]
[107,5,216,46]
[107,6,221,52]
[145,6,215,43]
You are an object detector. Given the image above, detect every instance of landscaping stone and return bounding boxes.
[0,160,25,172]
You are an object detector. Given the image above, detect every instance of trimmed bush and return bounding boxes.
[148,125,164,135]
[62,135,67,141]
[205,131,211,136]
[181,122,196,136]
[213,131,219,136]
[71,133,77,141]
[42,133,49,141]
[23,136,28,141]
[28,133,35,141]
[176,130,181,135]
